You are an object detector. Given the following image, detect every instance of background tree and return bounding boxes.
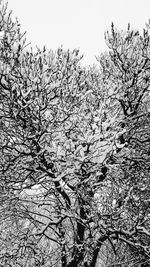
[0,1,150,266]
[97,22,150,266]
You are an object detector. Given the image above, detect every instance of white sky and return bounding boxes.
[7,0,150,65]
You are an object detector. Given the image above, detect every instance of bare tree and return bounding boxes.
[0,2,150,266]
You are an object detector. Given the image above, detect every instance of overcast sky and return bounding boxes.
[7,0,150,65]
